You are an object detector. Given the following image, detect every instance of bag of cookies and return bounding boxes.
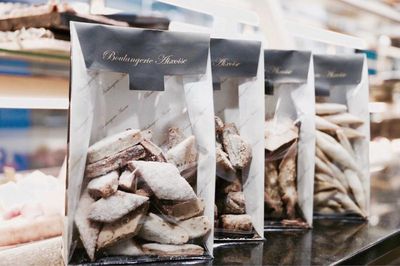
[67,22,216,264]
[313,54,370,220]
[264,50,315,229]
[211,38,264,241]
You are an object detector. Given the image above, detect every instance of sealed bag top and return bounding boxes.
[68,22,216,264]
[265,50,311,83]
[73,21,210,91]
[211,38,261,89]
[312,54,369,220]
[263,50,315,228]
[314,54,364,96]
[210,37,265,240]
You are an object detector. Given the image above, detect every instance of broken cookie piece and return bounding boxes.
[214,205,219,228]
[224,178,242,193]
[135,187,153,198]
[215,116,224,136]
[222,124,252,170]
[167,127,185,149]
[166,135,197,175]
[216,143,236,173]
[87,171,119,199]
[264,118,299,152]
[322,112,364,126]
[264,161,284,218]
[75,190,101,261]
[104,239,144,256]
[118,170,136,192]
[315,103,347,115]
[179,216,211,239]
[85,145,146,179]
[141,139,167,162]
[87,129,146,164]
[278,141,298,219]
[160,198,205,221]
[224,192,246,214]
[142,243,204,256]
[138,213,189,244]
[97,203,148,249]
[220,214,252,232]
[128,161,197,201]
[88,191,148,223]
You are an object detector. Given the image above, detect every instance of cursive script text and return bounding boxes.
[213,58,241,67]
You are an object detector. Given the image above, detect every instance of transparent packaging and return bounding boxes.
[212,41,264,241]
[264,50,315,229]
[67,22,215,264]
[313,54,370,220]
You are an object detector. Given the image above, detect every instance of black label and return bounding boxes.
[210,38,261,90]
[73,22,209,91]
[313,54,364,96]
[264,50,311,95]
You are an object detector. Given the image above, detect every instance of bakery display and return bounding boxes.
[0,170,64,248]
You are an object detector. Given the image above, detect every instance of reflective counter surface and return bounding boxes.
[74,169,400,265]
[212,169,400,266]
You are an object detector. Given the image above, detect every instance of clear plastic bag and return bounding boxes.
[313,54,370,220]
[211,38,264,241]
[67,22,216,264]
[264,50,315,229]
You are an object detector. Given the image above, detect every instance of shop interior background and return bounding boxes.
[0,0,400,265]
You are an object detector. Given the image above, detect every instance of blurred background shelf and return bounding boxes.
[0,74,69,109]
[0,0,399,264]
[0,46,69,109]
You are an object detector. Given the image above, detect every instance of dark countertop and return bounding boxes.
[73,170,400,265]
[213,217,400,265]
[212,171,400,266]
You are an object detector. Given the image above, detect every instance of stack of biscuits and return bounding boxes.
[264,118,308,227]
[264,118,298,219]
[74,129,211,261]
[214,116,254,236]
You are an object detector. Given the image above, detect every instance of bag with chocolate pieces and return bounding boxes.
[211,38,264,240]
[67,22,216,264]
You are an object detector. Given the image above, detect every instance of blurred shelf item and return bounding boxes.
[336,0,400,23]
[369,101,390,114]
[0,75,68,109]
[285,18,367,50]
[0,237,63,265]
[0,49,69,78]
[0,2,128,32]
[104,13,170,30]
[379,45,400,59]
[0,39,69,54]
[0,169,64,250]
[158,0,259,26]
[370,71,400,86]
[0,2,170,41]
[0,126,67,171]
[0,27,69,54]
[0,46,69,60]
